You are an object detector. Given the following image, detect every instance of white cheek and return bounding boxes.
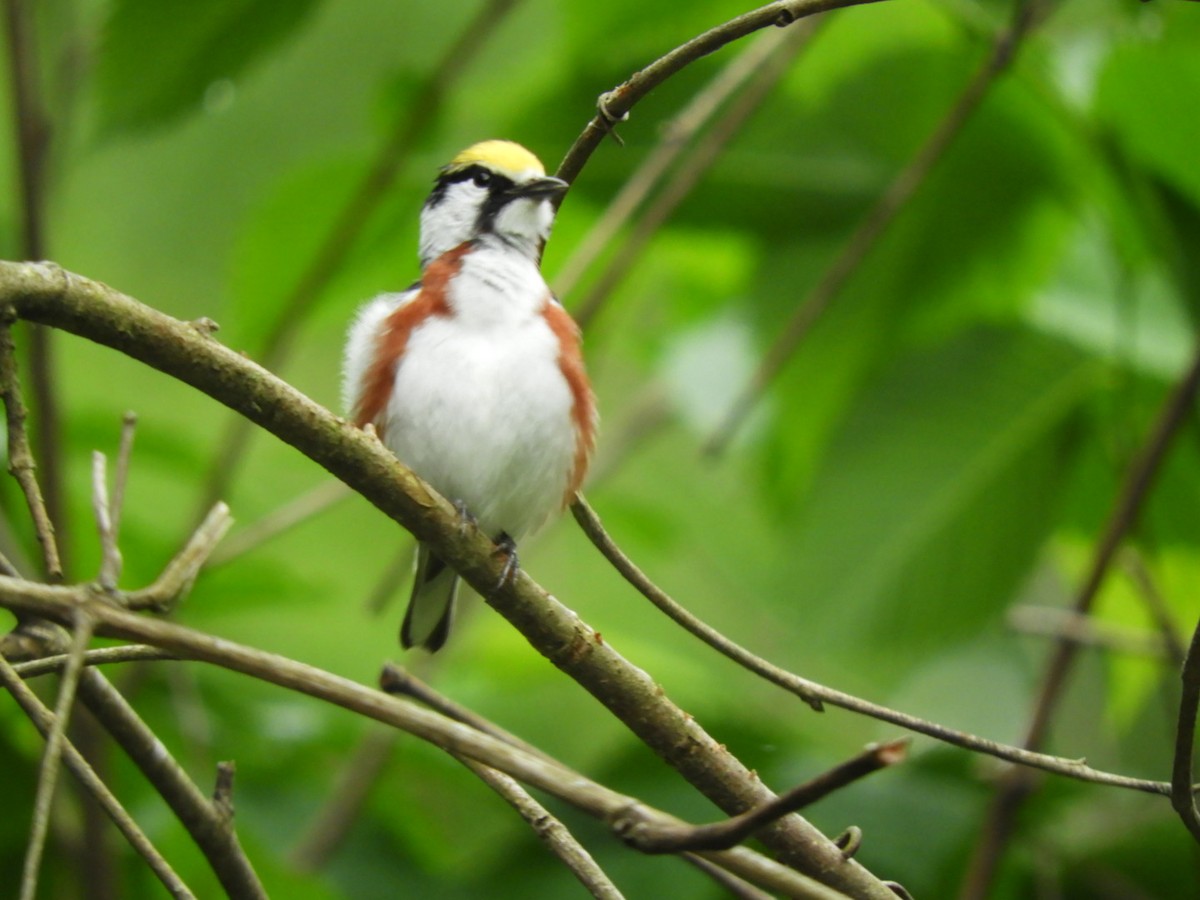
[495,197,554,242]
[419,183,487,264]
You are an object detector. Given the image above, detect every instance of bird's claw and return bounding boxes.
[493,532,519,592]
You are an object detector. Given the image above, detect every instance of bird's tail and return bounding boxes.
[400,545,459,651]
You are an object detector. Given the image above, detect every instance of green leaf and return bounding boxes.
[775,328,1096,674]
[1096,30,1200,209]
[96,0,324,135]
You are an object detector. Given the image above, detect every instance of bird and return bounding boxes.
[342,140,597,651]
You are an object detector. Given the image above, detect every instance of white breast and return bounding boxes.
[372,244,577,538]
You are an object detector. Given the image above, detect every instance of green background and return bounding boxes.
[3,0,1200,896]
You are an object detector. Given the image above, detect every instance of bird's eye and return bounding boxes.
[472,169,492,188]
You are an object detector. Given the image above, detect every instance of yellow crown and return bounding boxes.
[445,140,546,180]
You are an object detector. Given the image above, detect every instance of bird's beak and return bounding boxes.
[510,176,569,201]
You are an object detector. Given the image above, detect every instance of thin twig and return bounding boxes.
[111,411,137,539]
[960,339,1200,899]
[19,609,94,900]
[75,669,267,899]
[615,739,908,853]
[380,663,557,766]
[570,495,1173,795]
[92,451,123,590]
[194,0,522,520]
[456,754,626,900]
[124,502,233,611]
[555,0,889,187]
[682,853,777,900]
[1171,616,1200,842]
[0,650,196,899]
[382,664,848,897]
[702,0,1050,456]
[571,20,819,330]
[0,319,61,581]
[554,25,801,299]
[12,643,175,678]
[207,480,350,568]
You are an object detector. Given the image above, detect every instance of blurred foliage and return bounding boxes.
[2,0,1200,897]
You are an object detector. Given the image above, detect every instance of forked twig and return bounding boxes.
[124,503,233,611]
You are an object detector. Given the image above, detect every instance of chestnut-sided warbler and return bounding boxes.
[342,140,597,651]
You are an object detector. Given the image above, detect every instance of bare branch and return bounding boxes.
[0,650,196,899]
[571,20,819,331]
[20,610,93,900]
[75,668,267,899]
[125,502,233,611]
[570,495,1174,795]
[682,854,776,900]
[702,0,1051,456]
[1121,548,1188,667]
[615,740,908,854]
[92,451,123,590]
[555,0,890,187]
[12,643,175,677]
[457,754,627,900]
[381,663,557,765]
[0,260,895,897]
[0,576,859,899]
[112,411,137,539]
[554,24,806,299]
[0,318,61,580]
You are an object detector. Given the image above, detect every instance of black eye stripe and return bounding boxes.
[439,165,512,192]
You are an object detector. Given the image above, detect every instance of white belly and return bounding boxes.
[382,313,576,539]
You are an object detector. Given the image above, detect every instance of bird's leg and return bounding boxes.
[492,532,519,592]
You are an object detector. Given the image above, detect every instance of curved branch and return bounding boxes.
[570,496,1175,797]
[554,0,889,188]
[0,260,894,898]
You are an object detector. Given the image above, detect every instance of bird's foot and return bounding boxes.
[493,532,519,592]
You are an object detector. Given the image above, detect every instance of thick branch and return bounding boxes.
[0,261,892,896]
